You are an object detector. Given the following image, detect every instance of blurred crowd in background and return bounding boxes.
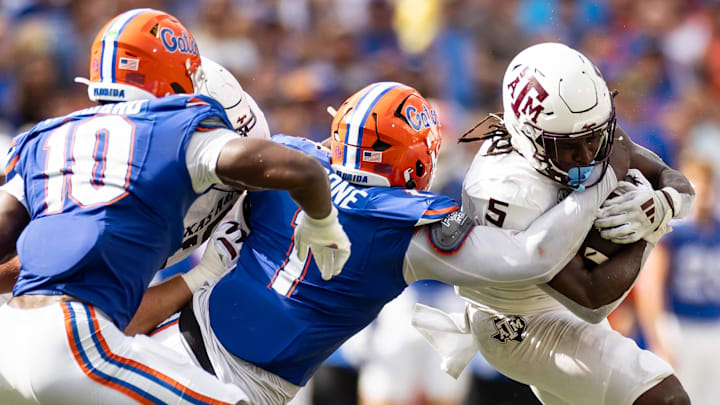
[3,0,720,404]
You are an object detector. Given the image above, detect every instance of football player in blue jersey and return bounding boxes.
[636,156,720,405]
[128,82,629,405]
[0,55,270,306]
[0,8,350,405]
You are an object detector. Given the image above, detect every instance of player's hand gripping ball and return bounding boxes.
[581,169,648,268]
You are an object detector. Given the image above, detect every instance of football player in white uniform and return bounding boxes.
[413,43,695,405]
[164,56,271,268]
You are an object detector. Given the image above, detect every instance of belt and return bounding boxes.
[179,300,216,376]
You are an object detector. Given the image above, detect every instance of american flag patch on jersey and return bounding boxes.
[362,150,382,163]
[118,57,139,71]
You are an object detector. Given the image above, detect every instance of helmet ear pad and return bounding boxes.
[501,42,615,189]
[330,82,441,190]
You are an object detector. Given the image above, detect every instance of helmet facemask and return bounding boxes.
[529,109,615,191]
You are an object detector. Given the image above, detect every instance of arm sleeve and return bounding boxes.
[185,128,240,193]
[404,169,618,286]
[0,175,28,212]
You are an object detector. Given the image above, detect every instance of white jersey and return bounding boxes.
[457,143,568,314]
[165,189,241,267]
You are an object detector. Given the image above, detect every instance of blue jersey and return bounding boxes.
[7,95,232,329]
[663,218,720,320]
[208,135,458,386]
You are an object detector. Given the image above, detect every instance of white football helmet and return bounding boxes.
[196,56,270,139]
[502,42,615,190]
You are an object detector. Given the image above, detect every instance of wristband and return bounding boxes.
[302,206,338,227]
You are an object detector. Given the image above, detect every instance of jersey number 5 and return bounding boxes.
[485,198,509,227]
[43,115,134,213]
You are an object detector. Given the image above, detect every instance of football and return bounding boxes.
[579,226,625,269]
[579,189,626,269]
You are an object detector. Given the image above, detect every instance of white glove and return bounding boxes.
[181,221,246,293]
[294,207,351,280]
[212,221,247,269]
[594,169,673,244]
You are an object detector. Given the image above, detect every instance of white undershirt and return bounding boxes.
[185,128,239,193]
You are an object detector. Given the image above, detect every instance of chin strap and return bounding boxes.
[403,168,416,189]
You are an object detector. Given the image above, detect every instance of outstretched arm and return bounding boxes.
[404,167,619,286]
[125,274,191,336]
[216,138,331,219]
[214,137,351,280]
[126,222,244,336]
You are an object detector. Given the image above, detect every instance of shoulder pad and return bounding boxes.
[428,210,473,254]
[271,134,331,168]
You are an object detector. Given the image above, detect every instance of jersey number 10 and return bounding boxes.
[42,115,134,213]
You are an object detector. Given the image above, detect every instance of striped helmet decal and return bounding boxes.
[99,8,151,83]
[343,82,400,169]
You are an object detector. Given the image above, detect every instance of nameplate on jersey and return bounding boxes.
[427,210,472,254]
[182,191,239,250]
[328,169,369,209]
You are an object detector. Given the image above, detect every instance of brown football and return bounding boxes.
[579,226,625,269]
[579,188,627,269]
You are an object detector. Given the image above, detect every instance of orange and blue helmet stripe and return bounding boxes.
[342,82,402,169]
[98,9,152,84]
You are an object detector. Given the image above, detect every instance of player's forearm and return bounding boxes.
[125,275,192,336]
[537,282,626,324]
[624,133,695,219]
[547,241,647,309]
[655,169,695,220]
[0,256,19,293]
[216,139,332,219]
[0,191,29,264]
